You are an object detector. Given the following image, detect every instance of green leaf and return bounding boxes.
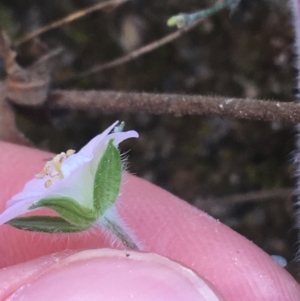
[29,196,97,228]
[6,216,88,233]
[93,139,122,215]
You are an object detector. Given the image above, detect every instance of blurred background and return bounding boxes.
[0,0,299,278]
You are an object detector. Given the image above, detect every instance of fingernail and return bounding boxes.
[3,249,226,301]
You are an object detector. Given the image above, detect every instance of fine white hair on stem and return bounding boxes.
[120,150,130,173]
[97,206,144,250]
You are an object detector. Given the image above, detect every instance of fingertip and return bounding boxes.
[1,142,300,301]
[0,249,226,301]
[119,174,300,301]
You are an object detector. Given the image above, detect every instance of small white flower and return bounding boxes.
[0,121,138,231]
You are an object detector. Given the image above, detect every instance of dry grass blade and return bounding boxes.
[65,18,204,82]
[14,0,129,46]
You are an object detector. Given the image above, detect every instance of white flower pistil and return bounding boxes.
[35,149,75,188]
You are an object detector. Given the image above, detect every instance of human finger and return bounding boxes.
[0,141,299,301]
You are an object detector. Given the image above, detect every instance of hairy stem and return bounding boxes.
[103,217,139,250]
[49,90,300,124]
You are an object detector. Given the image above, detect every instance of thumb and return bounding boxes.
[0,249,226,301]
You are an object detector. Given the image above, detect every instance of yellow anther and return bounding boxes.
[44,179,53,188]
[50,171,61,179]
[37,149,76,188]
[43,166,49,175]
[35,172,45,179]
[66,149,75,157]
[57,153,67,164]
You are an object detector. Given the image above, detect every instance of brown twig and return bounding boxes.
[14,0,129,47]
[64,17,205,82]
[49,90,300,124]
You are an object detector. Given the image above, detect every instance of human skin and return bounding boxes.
[0,141,300,300]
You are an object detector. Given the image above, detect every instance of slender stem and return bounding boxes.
[103,217,139,250]
[49,90,300,124]
[186,1,229,24]
[167,0,240,28]
[14,0,129,47]
[63,18,203,83]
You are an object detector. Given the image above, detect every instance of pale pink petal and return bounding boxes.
[0,197,38,225]
[61,153,91,179]
[7,178,48,208]
[6,123,115,208]
[48,164,94,209]
[108,130,139,146]
[62,124,138,178]
[78,121,118,157]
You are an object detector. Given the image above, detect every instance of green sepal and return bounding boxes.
[93,139,122,215]
[29,196,97,227]
[6,216,88,233]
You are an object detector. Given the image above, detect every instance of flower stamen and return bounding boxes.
[35,149,75,188]
[35,172,45,179]
[66,149,75,157]
[44,180,53,188]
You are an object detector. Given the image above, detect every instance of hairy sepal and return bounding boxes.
[93,139,122,216]
[29,196,97,227]
[6,216,88,233]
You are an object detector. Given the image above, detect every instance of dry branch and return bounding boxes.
[50,90,300,124]
[65,18,204,82]
[14,0,129,46]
